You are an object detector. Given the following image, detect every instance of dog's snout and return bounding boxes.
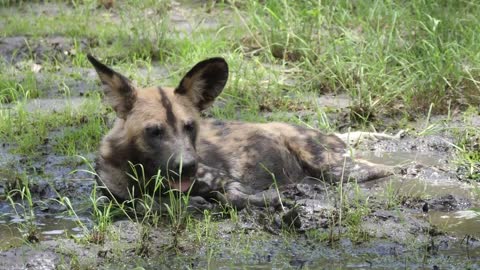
[179,159,197,176]
[172,154,198,177]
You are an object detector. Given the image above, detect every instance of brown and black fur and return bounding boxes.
[88,55,392,209]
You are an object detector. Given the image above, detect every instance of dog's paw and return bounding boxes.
[187,196,214,212]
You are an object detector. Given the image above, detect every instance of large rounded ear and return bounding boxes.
[174,57,228,111]
[87,54,136,119]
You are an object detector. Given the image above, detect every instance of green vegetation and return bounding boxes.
[454,131,480,181]
[2,0,478,125]
[455,108,480,181]
[248,0,480,114]
[0,70,39,103]
[6,175,39,243]
[0,95,108,156]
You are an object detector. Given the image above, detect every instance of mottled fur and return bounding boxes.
[88,55,392,209]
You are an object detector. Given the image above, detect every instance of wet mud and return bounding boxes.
[0,36,91,65]
[1,125,479,269]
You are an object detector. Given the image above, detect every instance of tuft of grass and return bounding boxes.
[452,128,480,181]
[456,141,480,181]
[6,174,39,243]
[53,113,108,156]
[78,157,199,254]
[0,94,108,156]
[0,71,40,103]
[343,181,372,243]
[383,179,402,210]
[52,177,114,245]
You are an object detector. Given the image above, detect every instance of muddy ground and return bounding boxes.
[1,103,479,269]
[1,1,480,270]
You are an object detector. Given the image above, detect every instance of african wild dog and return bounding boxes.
[88,55,395,209]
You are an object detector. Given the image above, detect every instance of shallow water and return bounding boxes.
[429,209,480,237]
[358,151,447,167]
[0,211,86,250]
[360,150,480,240]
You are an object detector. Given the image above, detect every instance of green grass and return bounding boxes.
[237,0,480,116]
[2,0,478,122]
[456,135,480,181]
[0,94,108,156]
[0,71,39,103]
[451,108,480,181]
[6,174,39,243]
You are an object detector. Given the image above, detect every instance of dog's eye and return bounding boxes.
[184,121,196,133]
[145,125,164,137]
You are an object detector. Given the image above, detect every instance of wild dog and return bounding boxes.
[88,55,395,209]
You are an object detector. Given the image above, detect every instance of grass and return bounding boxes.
[0,93,108,156]
[2,1,479,111]
[234,0,480,116]
[341,181,372,242]
[453,128,480,181]
[2,0,478,125]
[454,107,480,181]
[0,70,39,103]
[6,174,39,243]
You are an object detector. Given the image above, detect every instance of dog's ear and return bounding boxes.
[174,57,228,111]
[87,54,136,119]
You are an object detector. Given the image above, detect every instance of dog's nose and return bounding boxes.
[180,159,197,176]
[173,158,197,177]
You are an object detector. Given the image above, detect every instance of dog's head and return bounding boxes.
[88,55,228,192]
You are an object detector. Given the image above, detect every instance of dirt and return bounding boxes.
[0,36,91,65]
[1,126,479,269]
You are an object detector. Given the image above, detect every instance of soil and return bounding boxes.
[1,122,479,269]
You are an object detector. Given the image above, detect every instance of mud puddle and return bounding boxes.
[0,211,86,250]
[358,143,480,236]
[429,209,480,237]
[359,150,474,199]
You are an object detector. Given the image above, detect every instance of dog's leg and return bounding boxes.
[284,131,400,183]
[343,159,398,182]
[331,130,406,182]
[193,164,282,209]
[214,183,282,209]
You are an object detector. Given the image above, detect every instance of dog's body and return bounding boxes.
[89,55,393,208]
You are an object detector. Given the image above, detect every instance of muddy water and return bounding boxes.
[360,151,474,198]
[430,209,480,236]
[359,149,480,244]
[0,199,89,250]
[0,213,85,250]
